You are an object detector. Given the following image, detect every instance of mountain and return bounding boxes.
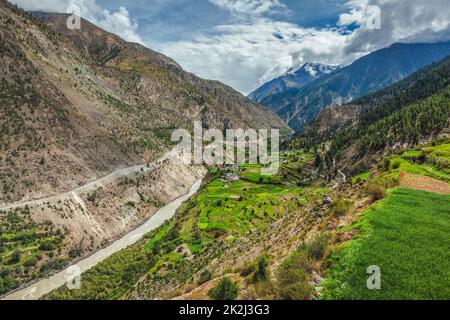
[260,42,450,133]
[0,0,288,294]
[42,54,450,299]
[248,62,339,105]
[291,55,450,173]
[0,4,288,206]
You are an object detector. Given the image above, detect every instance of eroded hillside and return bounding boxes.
[0,0,287,296]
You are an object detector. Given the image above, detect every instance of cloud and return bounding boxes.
[209,0,286,16]
[159,0,450,94]
[340,0,450,62]
[159,19,347,94]
[9,0,144,44]
[8,0,450,95]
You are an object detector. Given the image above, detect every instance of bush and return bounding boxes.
[392,161,401,170]
[305,232,331,261]
[23,255,38,267]
[39,240,55,251]
[330,199,352,217]
[239,262,255,277]
[208,277,239,300]
[382,159,391,171]
[367,184,386,202]
[198,270,212,285]
[9,250,21,264]
[276,252,312,300]
[252,255,269,283]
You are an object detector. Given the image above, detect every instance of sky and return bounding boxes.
[10,0,450,94]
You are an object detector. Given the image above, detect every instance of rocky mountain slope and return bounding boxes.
[0,0,287,294]
[0,2,288,207]
[248,63,339,107]
[259,42,450,132]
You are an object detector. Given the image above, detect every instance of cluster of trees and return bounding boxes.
[290,56,450,168]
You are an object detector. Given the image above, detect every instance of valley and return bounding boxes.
[39,138,450,300]
[0,0,449,303]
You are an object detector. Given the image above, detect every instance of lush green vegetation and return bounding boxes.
[291,56,450,170]
[0,207,66,295]
[322,188,450,300]
[45,152,329,300]
[197,179,303,239]
[208,277,239,300]
[389,139,450,182]
[276,250,312,300]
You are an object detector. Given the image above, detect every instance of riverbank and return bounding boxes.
[2,178,205,300]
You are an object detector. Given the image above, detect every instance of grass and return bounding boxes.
[322,188,450,300]
[195,176,322,237]
[389,140,450,182]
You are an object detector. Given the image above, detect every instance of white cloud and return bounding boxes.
[10,0,144,44]
[159,0,450,94]
[208,0,286,16]
[159,19,347,94]
[8,0,450,95]
[338,0,450,63]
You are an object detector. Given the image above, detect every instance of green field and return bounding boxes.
[197,179,308,238]
[322,188,450,300]
[391,140,450,182]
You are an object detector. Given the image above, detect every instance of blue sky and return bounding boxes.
[11,0,450,94]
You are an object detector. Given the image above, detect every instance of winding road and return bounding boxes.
[0,154,170,213]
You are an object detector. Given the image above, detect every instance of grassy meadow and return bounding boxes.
[322,188,450,300]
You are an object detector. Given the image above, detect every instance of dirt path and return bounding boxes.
[0,154,169,213]
[400,173,450,195]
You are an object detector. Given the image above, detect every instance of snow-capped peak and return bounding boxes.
[286,62,339,77]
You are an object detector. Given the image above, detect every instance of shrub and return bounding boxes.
[39,240,55,251]
[23,255,38,267]
[382,159,391,171]
[331,199,352,217]
[276,252,312,300]
[367,184,386,202]
[305,232,331,261]
[208,277,239,300]
[252,254,269,283]
[9,250,21,264]
[240,262,256,277]
[198,270,212,285]
[392,161,401,170]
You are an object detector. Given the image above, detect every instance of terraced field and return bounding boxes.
[0,207,66,295]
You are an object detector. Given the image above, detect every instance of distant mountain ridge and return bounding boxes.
[248,62,339,107]
[291,55,450,173]
[256,41,450,133]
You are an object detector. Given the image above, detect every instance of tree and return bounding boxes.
[252,254,269,283]
[208,277,239,300]
[10,250,21,264]
[314,152,322,168]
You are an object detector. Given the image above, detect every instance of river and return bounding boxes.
[3,179,203,300]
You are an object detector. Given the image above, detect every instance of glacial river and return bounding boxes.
[3,179,203,300]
